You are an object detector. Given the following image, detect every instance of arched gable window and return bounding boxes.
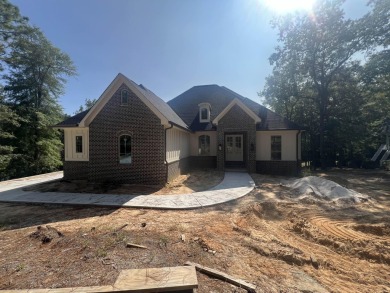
[198,103,211,123]
[201,108,208,120]
[198,135,210,155]
[119,135,132,164]
[121,90,129,105]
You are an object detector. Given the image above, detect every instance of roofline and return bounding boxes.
[256,128,305,131]
[79,73,170,127]
[169,121,193,133]
[51,125,78,129]
[52,125,91,129]
[213,98,261,125]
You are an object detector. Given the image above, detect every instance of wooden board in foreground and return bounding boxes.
[114,266,198,292]
[185,261,257,293]
[0,285,115,293]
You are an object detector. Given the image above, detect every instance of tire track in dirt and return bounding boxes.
[308,215,390,241]
[310,217,367,240]
[249,221,362,292]
[256,216,390,292]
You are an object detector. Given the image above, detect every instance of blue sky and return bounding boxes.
[11,0,369,115]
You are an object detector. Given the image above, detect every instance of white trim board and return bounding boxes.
[212,98,261,125]
[79,73,169,127]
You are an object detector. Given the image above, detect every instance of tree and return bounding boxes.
[262,0,389,169]
[0,0,30,179]
[0,0,30,71]
[3,27,76,177]
[0,95,22,180]
[361,49,390,155]
[74,98,97,114]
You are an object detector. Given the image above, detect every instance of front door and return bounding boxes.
[225,135,243,162]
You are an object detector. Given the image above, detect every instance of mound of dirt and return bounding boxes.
[353,224,390,237]
[239,201,284,220]
[284,176,368,203]
[29,225,64,244]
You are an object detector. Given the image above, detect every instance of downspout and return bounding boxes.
[165,123,174,182]
[296,130,302,175]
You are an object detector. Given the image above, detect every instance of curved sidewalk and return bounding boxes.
[0,172,255,209]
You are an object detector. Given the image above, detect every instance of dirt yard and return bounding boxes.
[1,169,390,292]
[24,169,224,195]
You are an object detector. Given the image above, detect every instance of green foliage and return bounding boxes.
[74,98,97,115]
[0,96,22,179]
[0,0,76,180]
[261,0,389,169]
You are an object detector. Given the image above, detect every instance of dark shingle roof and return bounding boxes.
[55,75,188,130]
[54,109,90,127]
[56,77,301,132]
[123,76,188,129]
[167,85,302,131]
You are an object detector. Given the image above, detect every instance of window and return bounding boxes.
[271,136,281,160]
[201,108,208,120]
[121,90,129,105]
[119,135,132,164]
[198,103,211,122]
[198,135,210,155]
[75,136,83,153]
[226,136,233,152]
[235,136,241,148]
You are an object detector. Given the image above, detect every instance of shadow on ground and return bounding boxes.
[0,203,116,231]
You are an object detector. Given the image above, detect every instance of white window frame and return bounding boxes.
[198,103,211,123]
[75,136,83,153]
[271,135,282,161]
[198,135,210,155]
[119,135,132,164]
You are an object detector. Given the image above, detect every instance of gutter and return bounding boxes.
[50,124,79,129]
[168,121,192,133]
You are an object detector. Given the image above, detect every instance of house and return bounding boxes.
[55,73,303,184]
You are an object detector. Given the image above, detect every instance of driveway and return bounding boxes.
[0,172,255,209]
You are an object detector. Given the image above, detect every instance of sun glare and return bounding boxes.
[262,0,315,13]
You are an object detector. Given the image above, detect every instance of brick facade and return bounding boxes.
[167,157,191,182]
[189,156,217,169]
[217,105,257,172]
[62,83,300,183]
[63,161,89,180]
[88,84,166,184]
[256,160,301,176]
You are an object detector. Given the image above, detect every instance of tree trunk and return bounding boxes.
[319,91,327,170]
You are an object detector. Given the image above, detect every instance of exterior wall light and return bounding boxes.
[218,144,222,151]
[250,143,255,151]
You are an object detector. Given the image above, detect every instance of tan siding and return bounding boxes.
[64,128,89,161]
[190,131,217,156]
[256,130,298,161]
[166,127,190,163]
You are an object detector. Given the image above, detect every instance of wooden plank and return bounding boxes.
[114,266,198,292]
[0,285,115,293]
[126,242,148,249]
[185,261,256,293]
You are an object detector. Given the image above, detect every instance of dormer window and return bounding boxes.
[198,103,211,123]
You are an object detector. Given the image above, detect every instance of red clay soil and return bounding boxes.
[1,168,390,292]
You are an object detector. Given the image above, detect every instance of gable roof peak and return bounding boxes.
[55,73,189,130]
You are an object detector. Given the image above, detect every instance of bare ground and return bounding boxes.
[24,169,224,195]
[1,168,390,292]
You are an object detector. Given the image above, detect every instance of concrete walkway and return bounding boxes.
[0,172,255,209]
